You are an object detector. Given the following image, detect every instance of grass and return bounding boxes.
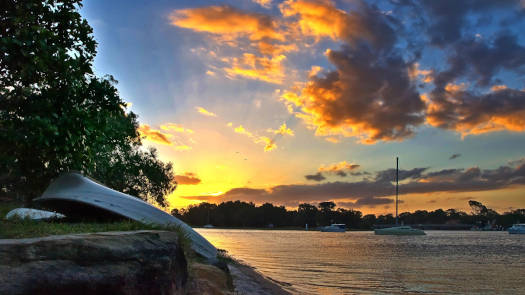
[0,218,162,239]
[0,202,239,291]
[0,202,190,248]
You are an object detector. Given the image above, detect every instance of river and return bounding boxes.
[196,229,525,294]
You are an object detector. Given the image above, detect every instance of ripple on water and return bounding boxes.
[197,229,525,294]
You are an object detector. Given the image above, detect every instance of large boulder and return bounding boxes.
[0,230,187,295]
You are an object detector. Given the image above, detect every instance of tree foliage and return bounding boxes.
[173,200,525,229]
[0,0,176,205]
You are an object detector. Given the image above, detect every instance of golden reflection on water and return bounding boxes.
[196,229,525,294]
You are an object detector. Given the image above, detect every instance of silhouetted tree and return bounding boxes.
[0,0,176,205]
[172,201,525,230]
[297,203,318,227]
[318,201,336,225]
[469,200,498,226]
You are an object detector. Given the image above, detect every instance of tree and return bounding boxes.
[469,200,498,225]
[297,203,318,226]
[318,201,336,225]
[318,201,336,212]
[0,0,176,205]
[469,200,488,215]
[91,146,176,207]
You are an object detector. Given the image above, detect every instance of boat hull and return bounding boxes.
[508,229,525,234]
[34,172,217,259]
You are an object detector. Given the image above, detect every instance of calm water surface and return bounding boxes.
[196,229,525,294]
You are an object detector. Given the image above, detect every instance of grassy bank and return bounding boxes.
[0,218,160,239]
[0,202,179,240]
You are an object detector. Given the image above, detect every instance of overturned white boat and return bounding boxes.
[374,226,425,236]
[34,172,217,259]
[5,208,65,220]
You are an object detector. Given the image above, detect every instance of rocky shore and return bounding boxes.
[0,230,291,295]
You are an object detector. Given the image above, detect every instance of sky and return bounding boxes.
[80,0,525,214]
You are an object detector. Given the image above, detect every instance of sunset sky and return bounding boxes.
[80,0,525,214]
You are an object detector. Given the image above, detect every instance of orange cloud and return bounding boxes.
[175,172,201,185]
[325,137,340,143]
[491,85,507,91]
[319,161,360,173]
[224,53,287,84]
[426,88,525,137]
[258,41,298,56]
[234,125,254,137]
[267,123,294,136]
[253,0,273,8]
[257,136,277,151]
[231,124,278,152]
[281,46,425,144]
[138,124,172,145]
[196,106,217,117]
[279,0,394,47]
[444,82,467,93]
[408,63,434,83]
[160,123,194,134]
[171,5,299,85]
[170,5,284,41]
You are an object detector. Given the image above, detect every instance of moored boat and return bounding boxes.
[508,223,525,234]
[320,224,346,232]
[374,157,426,236]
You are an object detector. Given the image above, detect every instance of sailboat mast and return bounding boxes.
[395,157,399,225]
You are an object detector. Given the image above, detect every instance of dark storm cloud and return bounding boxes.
[424,169,462,178]
[182,180,395,206]
[282,0,427,143]
[426,88,525,135]
[336,171,347,177]
[294,44,425,143]
[305,172,326,182]
[394,2,525,137]
[449,154,461,160]
[417,0,521,46]
[182,159,525,207]
[434,33,525,87]
[374,167,428,183]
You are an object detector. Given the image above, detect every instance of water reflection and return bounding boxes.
[197,229,525,294]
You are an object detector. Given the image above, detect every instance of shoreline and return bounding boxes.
[228,261,294,295]
[0,229,293,295]
[195,226,486,231]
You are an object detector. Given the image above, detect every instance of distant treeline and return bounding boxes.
[171,200,525,229]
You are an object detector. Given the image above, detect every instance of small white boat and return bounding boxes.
[5,208,65,221]
[508,224,525,234]
[320,224,346,232]
[375,226,425,235]
[203,224,215,228]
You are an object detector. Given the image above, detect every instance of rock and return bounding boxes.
[5,208,66,220]
[228,263,293,295]
[186,263,233,295]
[0,230,187,295]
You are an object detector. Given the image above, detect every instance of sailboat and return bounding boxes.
[374,157,426,236]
